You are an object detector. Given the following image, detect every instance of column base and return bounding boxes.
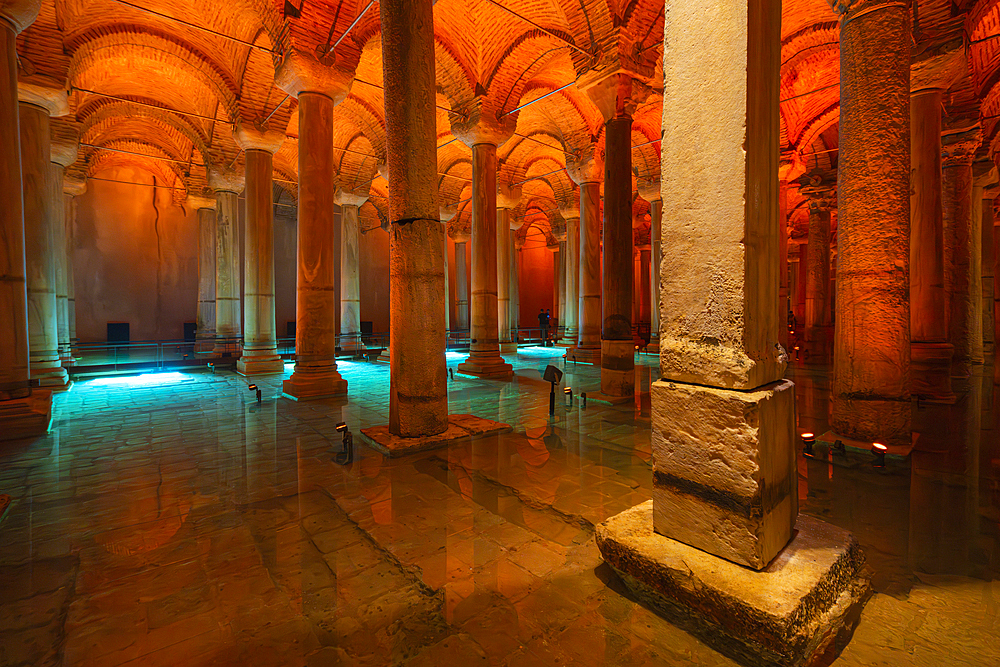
[600,339,635,398]
[911,341,955,403]
[457,351,513,380]
[282,368,348,401]
[360,414,511,457]
[832,396,911,447]
[596,503,871,667]
[237,353,285,376]
[564,345,601,365]
[31,361,70,391]
[340,334,366,355]
[499,341,518,353]
[0,390,53,441]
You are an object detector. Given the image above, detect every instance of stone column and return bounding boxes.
[655,0,794,569]
[19,85,68,389]
[831,0,911,444]
[971,165,997,366]
[983,187,998,360]
[511,229,521,338]
[637,244,651,329]
[454,234,469,330]
[63,175,85,356]
[454,135,513,379]
[638,181,661,350]
[909,88,953,399]
[235,125,284,375]
[558,203,580,346]
[381,0,448,436]
[188,194,217,355]
[0,0,51,440]
[49,136,77,366]
[337,191,368,355]
[777,179,789,350]
[209,169,243,353]
[441,205,457,333]
[941,128,982,381]
[567,154,603,364]
[497,183,520,352]
[797,174,835,361]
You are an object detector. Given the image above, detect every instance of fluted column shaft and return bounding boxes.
[455,241,469,330]
[195,205,216,351]
[833,0,911,444]
[340,203,363,352]
[497,207,512,348]
[382,0,448,436]
[577,181,602,352]
[214,190,241,350]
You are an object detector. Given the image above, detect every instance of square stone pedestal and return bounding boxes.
[564,346,601,365]
[499,342,518,353]
[0,390,53,441]
[597,502,872,667]
[282,373,348,401]
[457,354,513,380]
[360,414,511,457]
[652,379,796,569]
[237,354,284,376]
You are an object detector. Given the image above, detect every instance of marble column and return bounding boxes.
[63,175,85,355]
[0,0,51,440]
[49,137,77,367]
[189,194,217,355]
[497,184,520,352]
[454,234,469,330]
[798,176,834,361]
[831,0,911,444]
[567,155,603,365]
[441,205,457,333]
[381,0,448,436]
[209,169,243,353]
[637,244,651,329]
[970,165,997,367]
[909,88,953,399]
[235,125,284,375]
[455,140,513,379]
[337,191,368,355]
[558,203,580,346]
[983,188,998,360]
[655,0,794,568]
[941,128,982,382]
[638,182,661,350]
[19,87,68,389]
[511,229,521,338]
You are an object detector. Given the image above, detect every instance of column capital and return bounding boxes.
[17,81,69,116]
[275,50,354,103]
[546,237,560,252]
[208,167,245,194]
[942,127,982,168]
[334,188,368,208]
[973,162,998,188]
[234,121,284,154]
[496,182,522,210]
[514,234,526,250]
[186,193,216,210]
[559,201,580,219]
[637,179,660,203]
[0,0,40,34]
[450,105,515,148]
[577,69,654,122]
[63,174,86,197]
[910,36,964,94]
[551,215,567,242]
[440,204,458,222]
[827,0,906,22]
[50,136,79,168]
[796,170,836,209]
[779,155,807,182]
[566,148,604,185]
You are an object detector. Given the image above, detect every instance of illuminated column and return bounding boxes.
[970,166,997,366]
[235,124,285,376]
[188,194,217,355]
[63,175,85,355]
[337,190,368,355]
[497,183,520,352]
[209,169,243,353]
[453,122,514,379]
[49,136,77,366]
[19,85,69,389]
[831,0,911,444]
[638,181,661,350]
[441,205,457,332]
[454,233,469,330]
[983,187,998,360]
[558,202,580,346]
[567,153,603,364]
[798,175,835,361]
[636,241,651,330]
[381,0,449,435]
[511,229,521,337]
[0,0,51,440]
[941,128,982,381]
[909,87,952,399]
[547,239,560,323]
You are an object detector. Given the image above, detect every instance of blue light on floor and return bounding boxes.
[446,351,466,362]
[88,372,189,387]
[516,346,566,358]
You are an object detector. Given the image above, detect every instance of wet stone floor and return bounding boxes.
[0,347,998,666]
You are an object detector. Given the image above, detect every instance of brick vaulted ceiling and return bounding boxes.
[14,1,1000,235]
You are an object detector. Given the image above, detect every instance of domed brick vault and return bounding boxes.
[3,0,1000,664]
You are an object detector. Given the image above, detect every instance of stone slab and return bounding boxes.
[360,414,511,457]
[597,502,872,667]
[588,391,633,406]
[0,390,53,441]
[652,379,796,569]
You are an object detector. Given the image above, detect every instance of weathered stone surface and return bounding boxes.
[596,502,872,667]
[360,414,510,457]
[651,378,796,569]
[0,389,51,441]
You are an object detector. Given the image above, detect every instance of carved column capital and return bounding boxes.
[942,128,982,168]
[18,81,69,116]
[234,121,284,154]
[208,168,245,194]
[0,0,40,34]
[275,50,354,103]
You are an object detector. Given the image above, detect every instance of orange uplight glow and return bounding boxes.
[801,432,814,439]
[872,442,887,451]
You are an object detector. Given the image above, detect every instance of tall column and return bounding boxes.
[19,85,68,389]
[209,169,243,353]
[337,191,368,355]
[941,128,982,382]
[0,0,51,440]
[497,184,520,352]
[638,182,661,350]
[454,234,469,330]
[511,230,521,337]
[831,0,911,444]
[971,165,997,366]
[63,175,85,356]
[566,155,603,364]
[637,244,651,328]
[983,187,998,360]
[798,175,835,361]
[189,194,217,355]
[909,88,953,399]
[558,203,580,346]
[381,0,448,436]
[454,135,513,379]
[235,125,284,375]
[49,136,77,366]
[441,205,457,333]
[655,0,794,568]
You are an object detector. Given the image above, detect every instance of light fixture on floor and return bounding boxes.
[248,384,261,403]
[580,392,587,408]
[449,368,454,381]
[801,432,815,457]
[564,386,573,406]
[334,422,354,465]
[871,442,886,468]
[832,439,846,456]
[207,362,215,374]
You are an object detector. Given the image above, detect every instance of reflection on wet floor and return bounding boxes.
[0,349,997,665]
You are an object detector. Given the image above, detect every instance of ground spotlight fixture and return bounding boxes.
[871,442,886,468]
[207,362,215,374]
[334,422,354,465]
[248,383,261,402]
[581,392,587,408]
[832,439,846,456]
[572,355,577,365]
[793,345,801,360]
[801,432,815,457]
[449,368,454,381]
[564,386,573,406]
